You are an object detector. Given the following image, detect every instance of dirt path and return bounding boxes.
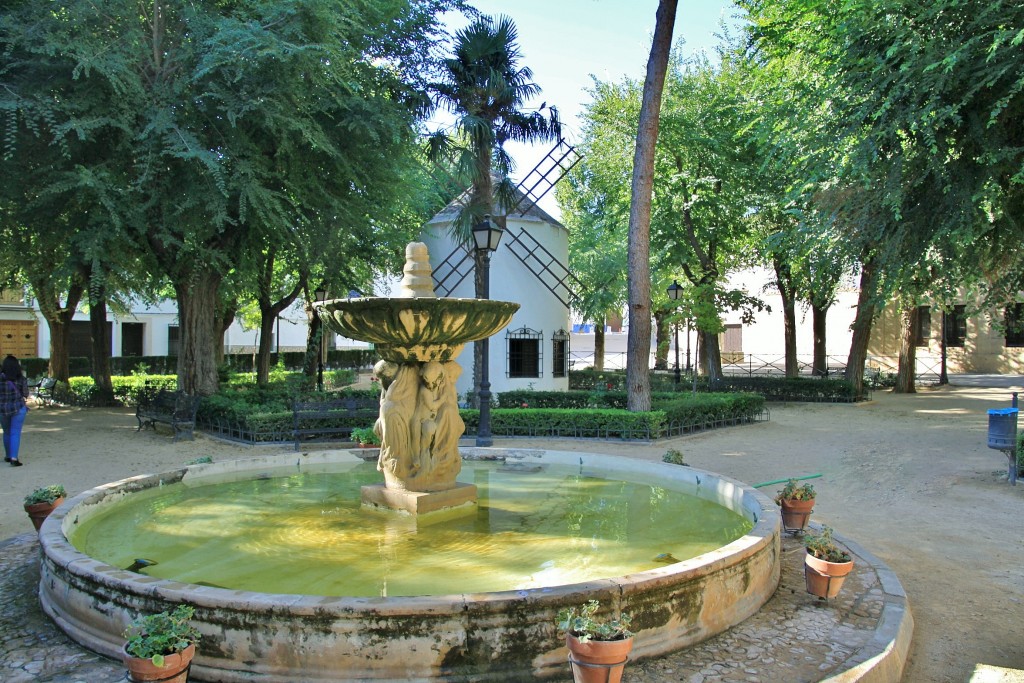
[2,384,1022,682]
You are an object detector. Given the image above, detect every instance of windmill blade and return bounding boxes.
[502,227,585,308]
[510,139,583,216]
[431,244,474,296]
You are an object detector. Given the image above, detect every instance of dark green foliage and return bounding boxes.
[496,390,593,409]
[460,408,666,440]
[569,370,859,403]
[657,393,765,427]
[1,0,457,396]
[708,377,858,402]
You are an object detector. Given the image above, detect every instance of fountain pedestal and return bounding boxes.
[361,482,478,515]
[317,242,519,515]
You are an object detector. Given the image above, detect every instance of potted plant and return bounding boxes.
[123,604,201,683]
[775,478,815,533]
[557,599,634,683]
[804,525,854,599]
[351,426,380,447]
[24,484,66,531]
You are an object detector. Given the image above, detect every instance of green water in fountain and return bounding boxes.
[70,461,752,597]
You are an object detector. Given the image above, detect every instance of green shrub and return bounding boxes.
[662,449,686,465]
[462,408,665,439]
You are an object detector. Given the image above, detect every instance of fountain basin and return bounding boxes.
[38,449,780,682]
[318,297,519,362]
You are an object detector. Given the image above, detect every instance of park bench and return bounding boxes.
[135,389,201,441]
[292,396,379,451]
[31,377,58,406]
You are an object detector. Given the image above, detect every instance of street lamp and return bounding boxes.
[666,280,683,387]
[473,214,504,447]
[314,285,327,392]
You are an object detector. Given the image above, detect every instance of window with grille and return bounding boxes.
[914,306,931,347]
[507,327,542,378]
[552,329,569,378]
[943,306,966,348]
[1005,304,1024,347]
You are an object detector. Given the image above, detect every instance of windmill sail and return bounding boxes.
[503,228,583,308]
[508,140,582,216]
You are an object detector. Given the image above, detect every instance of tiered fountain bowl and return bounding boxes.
[36,243,781,682]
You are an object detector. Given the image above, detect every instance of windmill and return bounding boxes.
[429,138,585,309]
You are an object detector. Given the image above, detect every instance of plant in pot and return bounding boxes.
[557,599,634,683]
[351,426,380,447]
[804,525,854,599]
[24,484,66,531]
[775,478,815,533]
[123,604,201,683]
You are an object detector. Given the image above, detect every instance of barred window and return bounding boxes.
[552,329,569,378]
[507,327,542,378]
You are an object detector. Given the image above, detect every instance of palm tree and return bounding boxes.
[427,14,560,403]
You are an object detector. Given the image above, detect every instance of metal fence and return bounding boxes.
[570,350,943,384]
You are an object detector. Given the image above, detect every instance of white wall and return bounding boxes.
[421,214,571,399]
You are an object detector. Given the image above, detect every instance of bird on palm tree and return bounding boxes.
[426,13,561,405]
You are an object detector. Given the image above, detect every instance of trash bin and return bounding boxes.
[987,407,1018,450]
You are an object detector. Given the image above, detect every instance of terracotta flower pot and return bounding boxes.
[566,634,633,683]
[779,497,814,533]
[123,643,196,683]
[804,552,854,599]
[24,497,65,532]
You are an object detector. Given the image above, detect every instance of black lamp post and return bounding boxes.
[473,214,504,447]
[314,285,327,392]
[667,280,683,387]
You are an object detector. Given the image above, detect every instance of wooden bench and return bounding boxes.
[136,389,201,441]
[292,397,379,451]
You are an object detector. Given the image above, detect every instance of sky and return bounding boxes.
[436,0,745,217]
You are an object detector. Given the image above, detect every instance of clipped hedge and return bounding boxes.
[63,375,178,405]
[708,377,857,402]
[461,408,665,440]
[568,369,860,402]
[197,385,379,444]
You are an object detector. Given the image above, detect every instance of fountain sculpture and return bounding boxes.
[36,242,781,681]
[316,242,519,513]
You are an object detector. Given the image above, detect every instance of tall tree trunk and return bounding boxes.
[33,280,84,383]
[626,0,677,412]
[698,329,723,384]
[895,305,918,393]
[303,299,320,382]
[174,270,222,396]
[653,311,669,370]
[215,299,236,369]
[593,317,606,371]
[811,303,830,376]
[845,257,879,398]
[773,257,798,378]
[88,285,115,404]
[257,313,278,386]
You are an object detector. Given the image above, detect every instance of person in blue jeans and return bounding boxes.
[1,355,29,467]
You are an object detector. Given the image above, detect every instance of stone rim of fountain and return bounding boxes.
[37,449,781,682]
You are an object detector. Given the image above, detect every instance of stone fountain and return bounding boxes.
[316,242,519,514]
[35,241,781,681]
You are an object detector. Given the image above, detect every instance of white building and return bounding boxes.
[420,195,572,399]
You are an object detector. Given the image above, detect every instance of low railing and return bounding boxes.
[570,350,942,384]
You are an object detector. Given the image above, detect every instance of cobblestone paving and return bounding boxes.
[626,535,884,683]
[1,533,884,682]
